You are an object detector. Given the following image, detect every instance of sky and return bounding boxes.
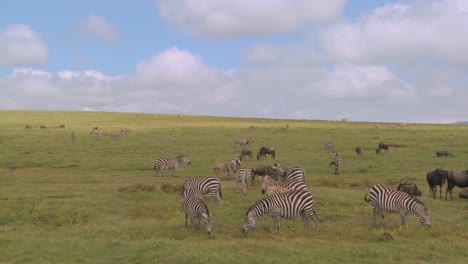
[1,0,467,123]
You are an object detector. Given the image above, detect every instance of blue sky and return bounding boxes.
[1,0,467,123]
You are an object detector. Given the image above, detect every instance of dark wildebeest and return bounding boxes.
[40,125,47,129]
[397,183,422,196]
[435,151,454,157]
[376,141,389,154]
[458,189,468,199]
[426,168,449,199]
[239,148,253,161]
[355,146,362,155]
[257,146,276,160]
[251,165,283,181]
[25,125,31,129]
[445,170,468,200]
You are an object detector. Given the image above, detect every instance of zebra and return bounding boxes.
[280,124,289,131]
[364,184,431,228]
[260,176,308,196]
[230,158,241,173]
[90,127,100,136]
[70,131,76,140]
[323,142,335,153]
[235,168,252,196]
[120,128,129,135]
[234,137,254,148]
[272,164,306,182]
[181,194,212,234]
[329,152,343,175]
[154,155,191,177]
[242,190,319,232]
[109,131,120,138]
[180,177,223,206]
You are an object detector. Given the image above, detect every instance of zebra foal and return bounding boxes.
[260,176,308,196]
[364,184,431,228]
[242,190,319,232]
[180,177,223,206]
[181,194,212,234]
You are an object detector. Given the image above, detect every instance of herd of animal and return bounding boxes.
[152,134,468,235]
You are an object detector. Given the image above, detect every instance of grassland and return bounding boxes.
[0,110,467,263]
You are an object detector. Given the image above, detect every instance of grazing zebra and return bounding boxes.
[242,190,319,232]
[235,168,252,196]
[260,176,308,196]
[280,124,289,131]
[234,137,254,148]
[372,124,379,130]
[329,152,343,175]
[154,155,191,177]
[213,160,230,180]
[180,177,223,205]
[181,194,212,234]
[110,131,120,138]
[272,164,306,182]
[230,158,241,173]
[364,184,431,228]
[120,127,129,135]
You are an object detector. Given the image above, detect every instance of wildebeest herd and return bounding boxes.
[152,133,468,235]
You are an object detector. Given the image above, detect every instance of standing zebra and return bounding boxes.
[235,168,252,196]
[242,190,319,232]
[154,155,191,177]
[260,176,308,196]
[329,152,343,175]
[364,184,431,228]
[181,194,212,234]
[272,164,306,182]
[180,177,223,206]
[230,158,242,173]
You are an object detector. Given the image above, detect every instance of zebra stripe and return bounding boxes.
[181,177,223,206]
[261,176,308,196]
[154,155,191,177]
[365,184,431,227]
[242,190,319,232]
[230,158,241,173]
[273,164,306,182]
[236,168,252,196]
[181,194,212,234]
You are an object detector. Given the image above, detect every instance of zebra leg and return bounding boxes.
[242,182,247,196]
[399,211,408,227]
[300,211,309,229]
[185,213,189,228]
[374,206,383,228]
[272,213,281,230]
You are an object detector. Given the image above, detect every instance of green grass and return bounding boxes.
[0,110,467,263]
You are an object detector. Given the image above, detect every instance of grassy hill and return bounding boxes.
[0,110,467,263]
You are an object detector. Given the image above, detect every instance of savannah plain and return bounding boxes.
[0,110,467,263]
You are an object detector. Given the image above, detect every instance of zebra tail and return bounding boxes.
[219,186,223,200]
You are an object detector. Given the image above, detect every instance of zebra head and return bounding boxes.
[416,206,431,227]
[202,213,212,235]
[242,211,257,233]
[177,155,191,165]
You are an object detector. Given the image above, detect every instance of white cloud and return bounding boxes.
[155,0,345,37]
[79,14,119,42]
[0,24,48,66]
[321,0,468,64]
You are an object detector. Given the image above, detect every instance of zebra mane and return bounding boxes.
[245,197,268,216]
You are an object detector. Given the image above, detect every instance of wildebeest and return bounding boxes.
[25,125,31,129]
[445,170,468,200]
[376,141,389,154]
[397,183,422,196]
[257,146,276,160]
[239,148,253,161]
[458,189,468,199]
[55,124,65,128]
[213,161,230,179]
[70,131,76,140]
[355,146,362,155]
[426,168,449,199]
[40,125,47,129]
[435,151,454,157]
[251,165,283,181]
